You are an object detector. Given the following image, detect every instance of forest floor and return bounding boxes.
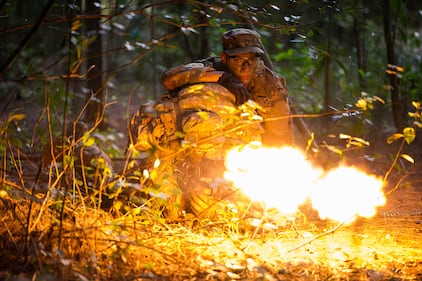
[0,175,421,281]
[0,95,421,280]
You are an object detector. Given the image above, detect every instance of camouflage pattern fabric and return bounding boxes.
[127,83,263,217]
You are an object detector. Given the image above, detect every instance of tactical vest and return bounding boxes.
[128,83,262,162]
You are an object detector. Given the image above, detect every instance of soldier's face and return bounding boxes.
[225,53,260,85]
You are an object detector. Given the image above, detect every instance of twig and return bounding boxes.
[0,216,21,255]
[30,234,44,272]
[385,171,412,197]
[383,138,405,183]
[285,214,356,254]
[0,93,17,118]
[123,82,142,175]
[249,214,265,241]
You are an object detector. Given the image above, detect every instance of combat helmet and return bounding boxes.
[222,28,264,55]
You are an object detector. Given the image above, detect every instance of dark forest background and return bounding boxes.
[1,0,421,156]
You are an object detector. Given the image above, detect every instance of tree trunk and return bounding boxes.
[353,1,367,90]
[323,2,334,112]
[150,0,159,99]
[323,52,332,111]
[199,4,210,59]
[83,0,104,124]
[383,0,405,129]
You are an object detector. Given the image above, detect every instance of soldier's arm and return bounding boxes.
[162,63,224,91]
[260,75,294,147]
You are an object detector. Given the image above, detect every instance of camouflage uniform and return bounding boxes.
[129,29,294,218]
[162,28,294,147]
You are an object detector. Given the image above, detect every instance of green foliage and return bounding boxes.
[92,127,125,159]
[0,112,25,160]
[1,0,421,130]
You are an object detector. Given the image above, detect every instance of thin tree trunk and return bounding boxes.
[83,0,104,124]
[323,50,332,111]
[199,5,210,59]
[323,2,334,112]
[353,2,367,90]
[383,0,405,129]
[151,0,159,99]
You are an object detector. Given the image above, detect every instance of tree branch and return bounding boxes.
[0,0,56,77]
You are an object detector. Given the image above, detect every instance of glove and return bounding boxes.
[218,72,250,105]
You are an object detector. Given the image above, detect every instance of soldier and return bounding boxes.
[145,28,294,217]
[162,28,294,147]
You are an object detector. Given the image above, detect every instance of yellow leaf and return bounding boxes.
[355,99,368,111]
[411,101,420,109]
[387,64,404,72]
[127,143,135,152]
[325,144,343,155]
[306,132,315,152]
[64,155,75,166]
[400,154,414,164]
[351,137,370,146]
[0,190,9,199]
[408,112,417,118]
[349,140,363,148]
[150,170,158,181]
[403,127,415,144]
[339,133,351,139]
[373,96,385,104]
[113,200,123,211]
[84,136,96,147]
[71,20,81,31]
[131,206,141,215]
[387,133,404,144]
[7,113,26,123]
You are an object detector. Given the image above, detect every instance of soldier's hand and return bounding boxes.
[218,72,249,105]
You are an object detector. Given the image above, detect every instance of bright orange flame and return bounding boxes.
[311,166,386,223]
[224,144,321,214]
[224,143,386,223]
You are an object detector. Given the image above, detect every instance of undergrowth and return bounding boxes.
[0,98,421,280]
